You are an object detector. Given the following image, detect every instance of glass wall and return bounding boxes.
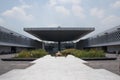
[0,29,42,48]
[88,30,120,46]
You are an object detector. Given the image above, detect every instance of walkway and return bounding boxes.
[0,55,120,80]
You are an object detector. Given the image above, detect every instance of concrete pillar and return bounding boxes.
[58,41,61,51]
[42,42,45,50]
[74,43,76,49]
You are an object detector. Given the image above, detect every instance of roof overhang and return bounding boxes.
[24,27,94,42]
[0,42,33,48]
[87,41,120,47]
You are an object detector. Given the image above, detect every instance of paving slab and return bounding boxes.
[0,55,120,80]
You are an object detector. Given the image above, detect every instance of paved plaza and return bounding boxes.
[87,54,120,75]
[0,55,120,80]
[0,54,31,75]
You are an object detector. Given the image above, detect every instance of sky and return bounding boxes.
[0,0,120,40]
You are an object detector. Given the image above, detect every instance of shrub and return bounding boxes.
[31,49,48,58]
[15,50,31,58]
[61,48,105,58]
[15,49,48,58]
[61,48,76,56]
[88,49,105,57]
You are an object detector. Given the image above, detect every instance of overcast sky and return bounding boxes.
[0,0,120,40]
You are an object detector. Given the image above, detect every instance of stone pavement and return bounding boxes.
[0,54,31,75]
[87,53,120,75]
[0,55,120,80]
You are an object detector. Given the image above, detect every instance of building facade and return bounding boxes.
[77,25,120,53]
[0,26,42,54]
[1,25,120,54]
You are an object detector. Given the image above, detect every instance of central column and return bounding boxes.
[58,41,61,51]
[42,41,45,50]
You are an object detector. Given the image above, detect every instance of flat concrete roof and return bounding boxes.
[24,27,94,42]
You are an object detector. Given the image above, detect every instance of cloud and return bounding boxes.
[101,15,120,26]
[58,0,81,4]
[0,18,5,24]
[90,8,104,18]
[55,6,70,16]
[112,0,120,8]
[46,24,59,27]
[2,5,34,22]
[48,0,85,18]
[49,0,81,7]
[49,0,57,7]
[72,5,85,19]
[19,0,26,5]
[83,15,120,38]
[48,0,86,19]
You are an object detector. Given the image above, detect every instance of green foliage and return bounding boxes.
[87,49,105,58]
[15,50,31,58]
[30,49,48,58]
[61,48,76,56]
[61,48,105,58]
[15,49,48,58]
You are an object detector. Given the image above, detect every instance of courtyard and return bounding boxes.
[0,53,120,80]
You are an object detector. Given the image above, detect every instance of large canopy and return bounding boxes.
[24,27,94,42]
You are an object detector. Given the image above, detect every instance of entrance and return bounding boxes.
[11,47,16,53]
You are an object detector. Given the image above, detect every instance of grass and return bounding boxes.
[15,49,48,58]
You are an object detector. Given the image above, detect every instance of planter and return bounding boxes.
[1,58,37,61]
[81,57,116,61]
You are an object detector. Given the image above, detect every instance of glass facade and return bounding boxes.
[88,29,120,46]
[76,25,120,50]
[0,26,42,48]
